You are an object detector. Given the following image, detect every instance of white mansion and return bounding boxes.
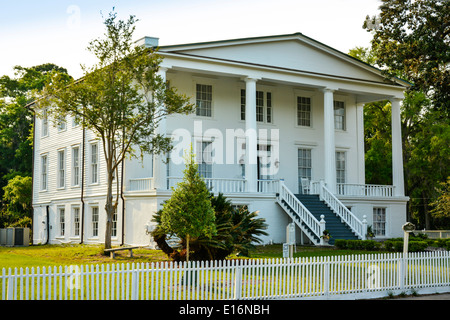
[32,33,409,247]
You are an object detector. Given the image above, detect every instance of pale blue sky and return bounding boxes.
[0,0,382,79]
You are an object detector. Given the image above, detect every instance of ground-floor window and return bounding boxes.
[298,148,312,193]
[112,211,117,237]
[373,207,386,236]
[58,207,65,237]
[73,206,80,237]
[197,141,213,178]
[92,207,99,237]
[336,151,346,184]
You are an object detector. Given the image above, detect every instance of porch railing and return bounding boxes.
[257,179,280,193]
[167,177,247,193]
[128,178,153,192]
[336,183,395,197]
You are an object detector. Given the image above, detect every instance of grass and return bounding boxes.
[0,244,389,269]
[0,244,167,269]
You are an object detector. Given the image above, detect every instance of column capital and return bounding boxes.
[158,65,171,73]
[321,87,338,94]
[241,76,261,83]
[389,96,403,102]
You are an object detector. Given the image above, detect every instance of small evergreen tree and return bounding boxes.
[159,148,216,261]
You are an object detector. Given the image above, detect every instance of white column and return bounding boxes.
[391,97,405,196]
[356,102,365,185]
[323,88,336,193]
[153,67,168,190]
[245,77,258,193]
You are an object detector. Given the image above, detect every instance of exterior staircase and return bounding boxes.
[276,180,364,245]
[294,194,359,245]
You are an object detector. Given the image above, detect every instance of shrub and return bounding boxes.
[409,241,428,252]
[393,241,403,252]
[383,240,393,251]
[334,239,347,249]
[346,240,361,250]
[445,239,450,251]
[363,240,378,251]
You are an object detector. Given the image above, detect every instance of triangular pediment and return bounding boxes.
[160,33,406,86]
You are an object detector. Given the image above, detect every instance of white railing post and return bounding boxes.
[319,180,325,201]
[319,215,326,246]
[362,215,367,240]
[278,179,284,197]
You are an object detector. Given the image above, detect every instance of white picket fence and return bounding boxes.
[2,251,449,300]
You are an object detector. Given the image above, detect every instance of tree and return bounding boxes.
[0,63,70,227]
[159,148,216,261]
[364,0,450,115]
[430,177,450,228]
[356,0,450,228]
[0,176,32,228]
[152,192,268,261]
[41,11,194,250]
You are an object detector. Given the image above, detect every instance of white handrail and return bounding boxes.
[320,183,366,239]
[336,183,395,197]
[167,177,247,193]
[277,181,322,244]
[257,179,280,193]
[128,178,153,191]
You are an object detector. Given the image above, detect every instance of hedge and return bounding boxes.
[334,239,443,252]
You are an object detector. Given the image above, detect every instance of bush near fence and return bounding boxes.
[334,239,450,252]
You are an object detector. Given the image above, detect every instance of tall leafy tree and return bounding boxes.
[41,11,194,250]
[364,0,449,115]
[0,63,69,227]
[358,0,450,228]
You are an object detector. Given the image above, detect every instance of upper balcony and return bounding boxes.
[126,177,397,198]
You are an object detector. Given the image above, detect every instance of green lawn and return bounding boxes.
[0,244,386,269]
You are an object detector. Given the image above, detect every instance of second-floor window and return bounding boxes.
[41,154,48,191]
[334,101,346,130]
[240,90,273,123]
[57,116,66,132]
[58,150,65,188]
[297,97,312,127]
[42,109,48,137]
[196,84,212,117]
[72,146,80,187]
[91,143,98,184]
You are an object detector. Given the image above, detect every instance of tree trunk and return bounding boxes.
[104,164,114,251]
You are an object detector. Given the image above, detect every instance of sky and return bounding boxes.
[0,0,382,79]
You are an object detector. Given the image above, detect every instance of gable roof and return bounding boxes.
[159,32,410,88]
